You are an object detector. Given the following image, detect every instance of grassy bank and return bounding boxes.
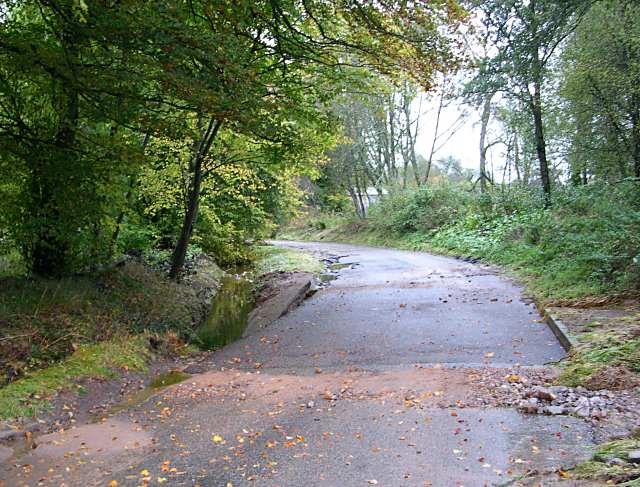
[252,245,324,276]
[0,260,210,419]
[0,244,325,420]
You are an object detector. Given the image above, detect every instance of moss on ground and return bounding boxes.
[252,245,323,276]
[571,438,640,484]
[558,319,640,389]
[0,336,151,419]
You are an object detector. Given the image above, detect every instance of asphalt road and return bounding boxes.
[2,242,595,487]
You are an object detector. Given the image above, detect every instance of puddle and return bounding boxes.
[148,370,190,388]
[319,274,337,282]
[99,370,191,418]
[196,274,254,350]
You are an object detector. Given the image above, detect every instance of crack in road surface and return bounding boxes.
[1,241,597,487]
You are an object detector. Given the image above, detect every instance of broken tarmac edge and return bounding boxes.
[540,306,578,352]
[243,271,314,337]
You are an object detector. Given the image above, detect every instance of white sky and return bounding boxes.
[413,94,506,177]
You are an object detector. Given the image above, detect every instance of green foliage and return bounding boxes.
[368,185,472,233]
[285,181,640,301]
[560,0,640,180]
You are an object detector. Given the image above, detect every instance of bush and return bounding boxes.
[368,184,472,234]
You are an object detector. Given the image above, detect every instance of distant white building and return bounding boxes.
[351,186,388,216]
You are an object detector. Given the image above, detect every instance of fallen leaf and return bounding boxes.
[212,434,224,444]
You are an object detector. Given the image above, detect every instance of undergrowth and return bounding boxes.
[0,261,202,386]
[283,181,640,301]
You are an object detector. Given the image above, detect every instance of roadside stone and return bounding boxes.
[526,386,557,402]
[574,405,591,418]
[607,457,627,467]
[518,400,540,414]
[628,450,640,464]
[544,405,567,415]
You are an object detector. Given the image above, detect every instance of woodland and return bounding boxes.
[1,0,639,427]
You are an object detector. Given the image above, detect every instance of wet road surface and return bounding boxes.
[1,242,596,487]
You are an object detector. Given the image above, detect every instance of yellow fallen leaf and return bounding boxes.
[157,477,168,484]
[108,481,118,487]
[139,469,150,477]
[212,434,224,444]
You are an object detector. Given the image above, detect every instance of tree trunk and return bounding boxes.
[423,89,445,185]
[478,94,493,193]
[513,136,521,183]
[169,118,221,279]
[631,105,640,178]
[529,30,551,203]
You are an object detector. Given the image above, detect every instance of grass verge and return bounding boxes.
[0,260,211,420]
[571,437,640,484]
[252,245,324,276]
[0,336,150,419]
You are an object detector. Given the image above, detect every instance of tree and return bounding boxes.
[0,0,464,276]
[560,0,640,181]
[466,0,591,202]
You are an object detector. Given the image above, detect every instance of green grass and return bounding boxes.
[558,325,640,388]
[571,438,640,484]
[0,336,150,419]
[252,245,324,275]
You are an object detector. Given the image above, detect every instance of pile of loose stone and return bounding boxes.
[518,385,618,418]
[466,368,640,434]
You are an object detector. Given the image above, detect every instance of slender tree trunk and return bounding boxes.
[530,35,551,203]
[169,118,221,279]
[347,187,364,218]
[513,136,521,183]
[478,94,493,193]
[531,81,551,204]
[423,89,445,185]
[631,106,640,178]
